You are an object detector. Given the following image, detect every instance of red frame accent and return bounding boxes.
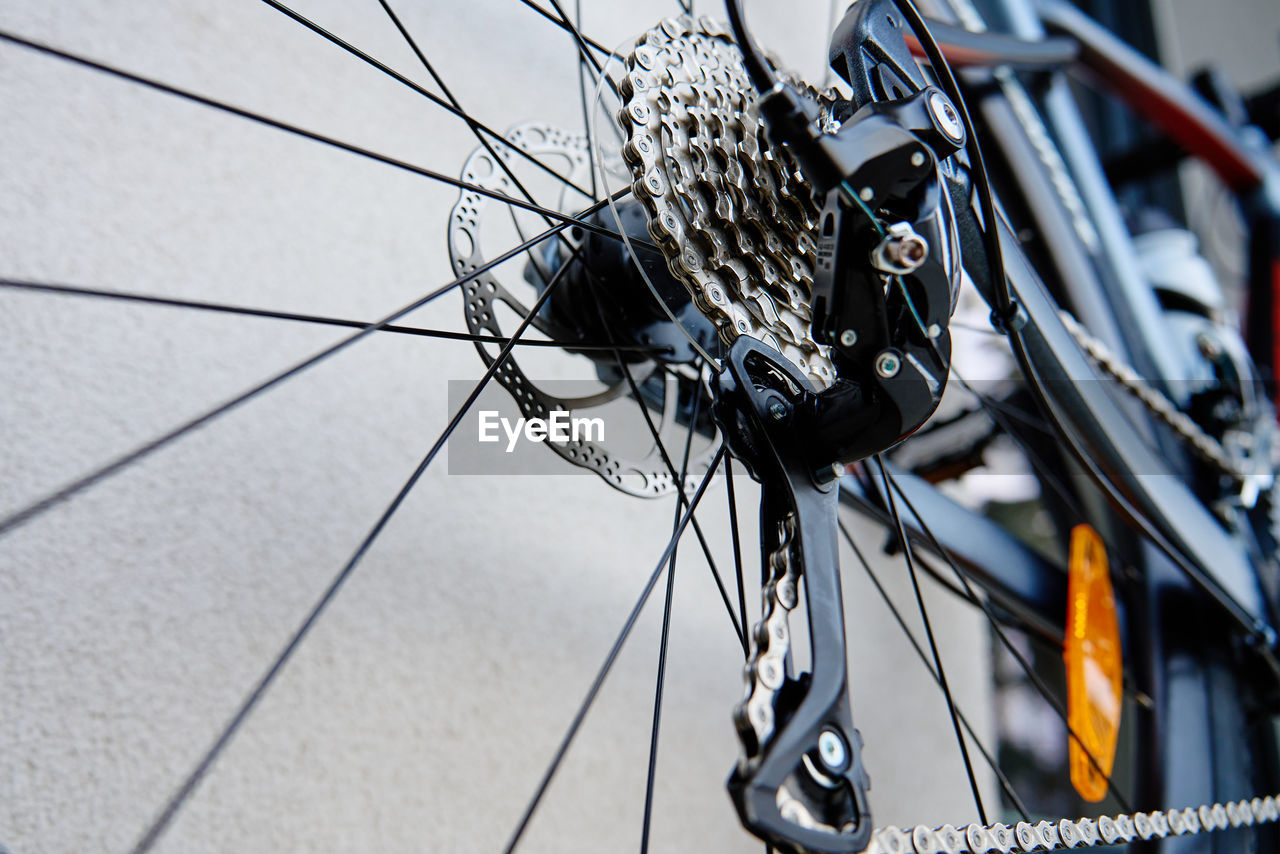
[907,5,1267,192]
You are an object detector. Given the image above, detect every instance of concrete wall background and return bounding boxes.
[0,2,999,853]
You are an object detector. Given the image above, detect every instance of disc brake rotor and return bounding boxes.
[617,16,840,390]
[448,122,718,497]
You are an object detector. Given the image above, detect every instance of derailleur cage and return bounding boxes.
[717,338,874,854]
[715,2,973,850]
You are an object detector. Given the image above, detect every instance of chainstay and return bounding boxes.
[862,795,1280,853]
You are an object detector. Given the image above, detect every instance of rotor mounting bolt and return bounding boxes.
[876,351,901,378]
[839,328,858,347]
[817,729,848,772]
[871,222,929,275]
[927,90,965,144]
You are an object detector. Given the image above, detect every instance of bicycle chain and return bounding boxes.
[618,16,839,391]
[1056,311,1246,480]
[861,796,1280,853]
[851,317,1280,851]
[614,15,1279,849]
[736,510,864,837]
[734,512,801,766]
[736,500,1280,850]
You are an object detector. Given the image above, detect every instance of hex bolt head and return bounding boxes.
[767,401,789,421]
[839,328,858,347]
[817,729,848,771]
[876,351,901,378]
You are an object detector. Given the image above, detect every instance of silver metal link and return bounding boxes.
[938,824,965,854]
[1014,820,1040,851]
[991,822,1015,853]
[857,791,1280,852]
[913,824,942,854]
[734,513,800,768]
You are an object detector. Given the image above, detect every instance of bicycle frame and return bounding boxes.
[834,0,1280,838]
[839,0,1280,660]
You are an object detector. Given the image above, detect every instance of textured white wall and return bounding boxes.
[0,2,996,852]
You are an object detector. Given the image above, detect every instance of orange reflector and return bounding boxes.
[1064,524,1123,802]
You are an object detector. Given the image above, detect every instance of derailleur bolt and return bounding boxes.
[767,401,790,422]
[839,328,858,347]
[927,89,965,144]
[871,222,929,275]
[817,729,848,772]
[1196,332,1222,361]
[875,351,901,378]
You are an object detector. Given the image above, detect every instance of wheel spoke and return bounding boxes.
[575,276,746,650]
[130,240,578,854]
[545,0,604,73]
[373,0,600,215]
[0,30,648,250]
[518,0,610,70]
[574,0,599,199]
[502,444,727,854]
[615,360,747,652]
[520,0,626,113]
[372,0,595,258]
[947,369,1121,554]
[837,517,1032,822]
[0,205,607,537]
[639,372,704,853]
[879,464,1136,813]
[0,278,666,353]
[265,0,593,198]
[724,454,749,655]
[874,455,989,825]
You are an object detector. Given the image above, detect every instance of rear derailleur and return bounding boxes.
[713,3,969,852]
